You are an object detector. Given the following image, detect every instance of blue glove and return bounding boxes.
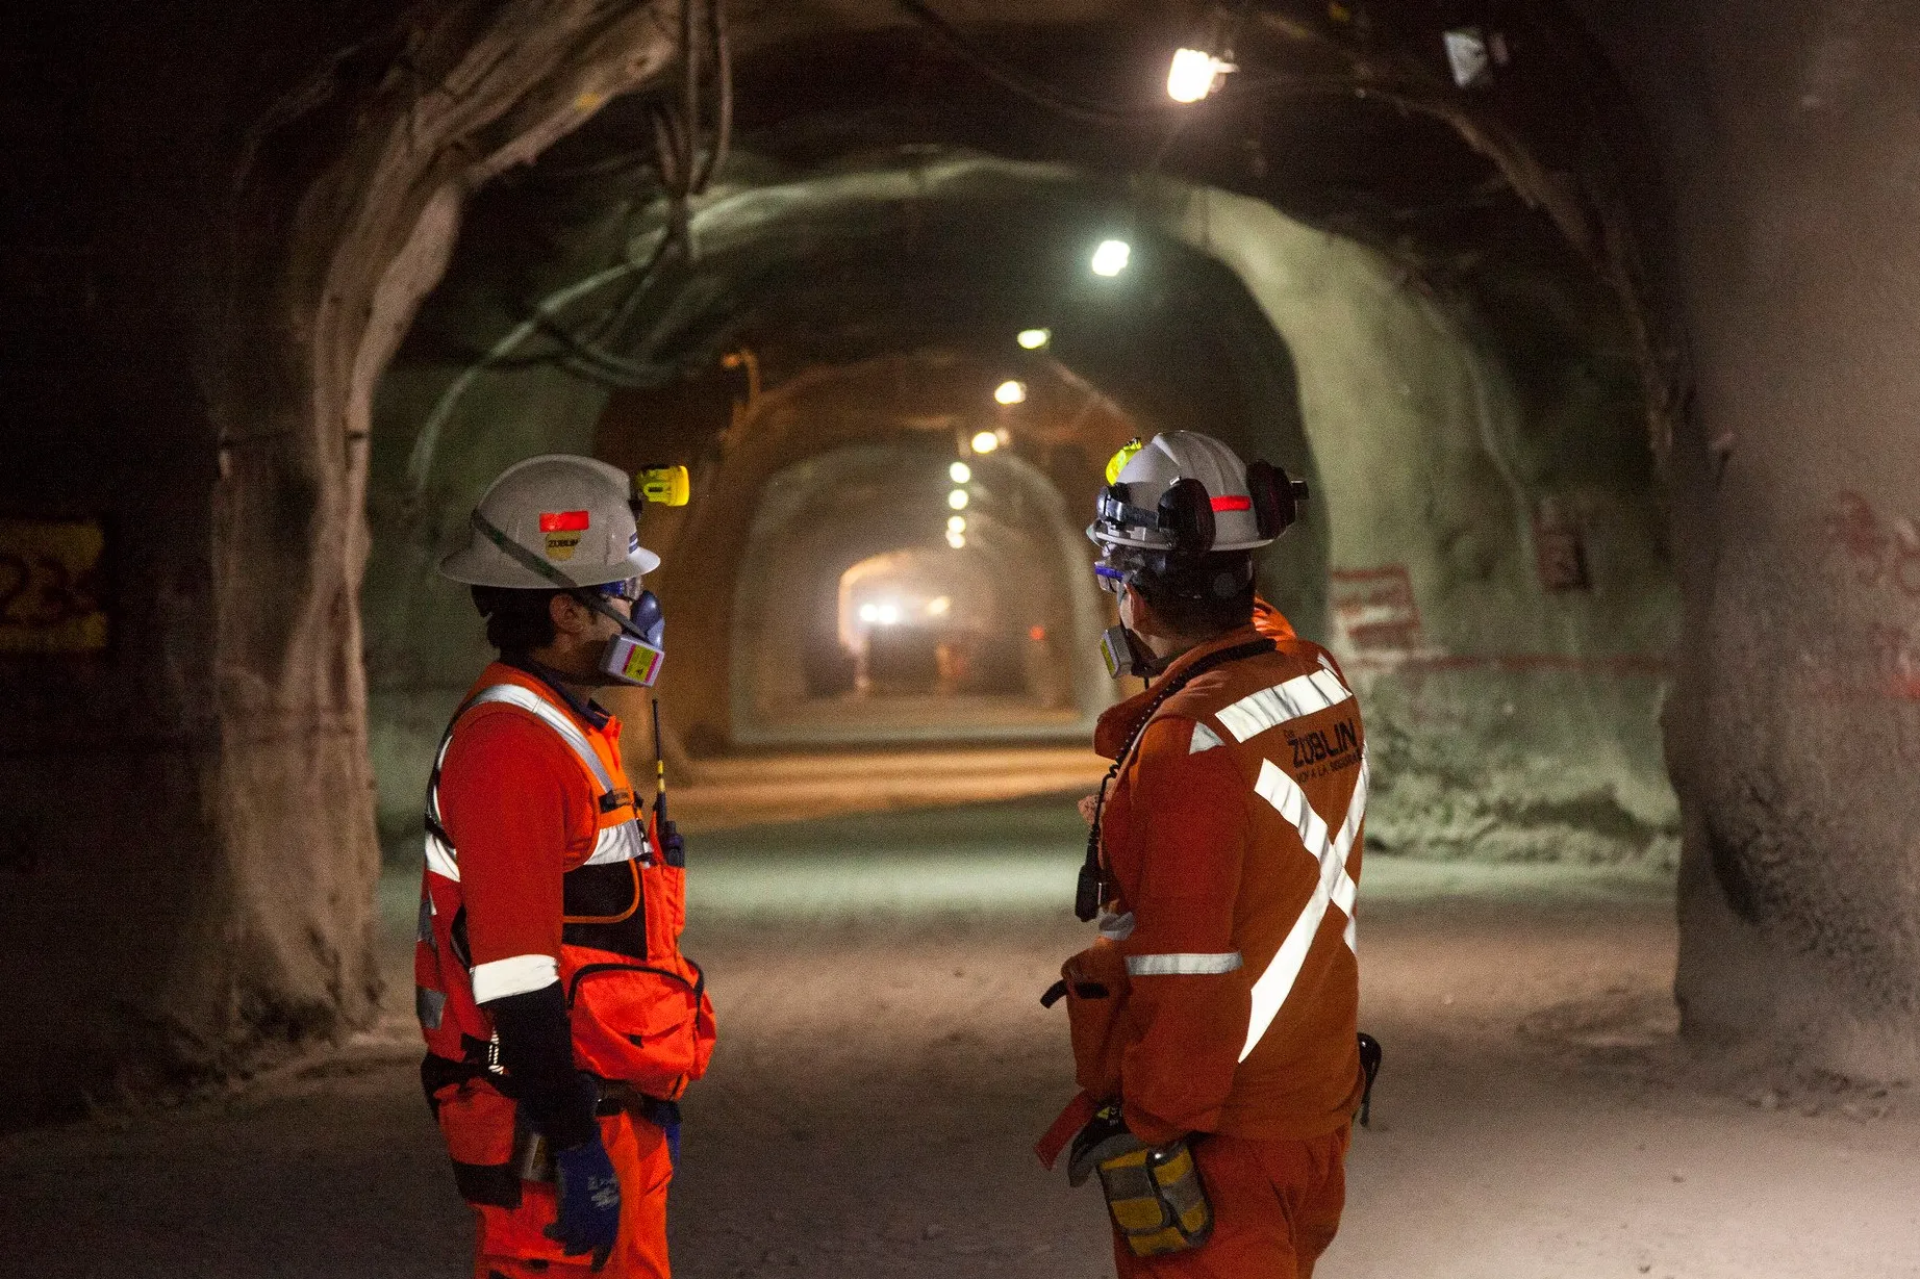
[544,1136,622,1270]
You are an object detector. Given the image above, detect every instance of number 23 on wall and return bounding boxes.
[0,518,109,654]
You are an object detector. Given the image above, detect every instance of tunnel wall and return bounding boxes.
[1570,0,1920,1071]
[1163,189,1680,865]
[0,0,675,1126]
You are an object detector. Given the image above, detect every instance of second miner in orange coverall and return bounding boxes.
[1059,601,1367,1278]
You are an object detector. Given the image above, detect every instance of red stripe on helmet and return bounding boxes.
[1210,495,1252,512]
[538,510,591,532]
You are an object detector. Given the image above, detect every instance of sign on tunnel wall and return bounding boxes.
[0,517,109,653]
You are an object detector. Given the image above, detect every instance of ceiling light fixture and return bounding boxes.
[1166,47,1235,103]
[946,530,967,550]
[947,515,967,533]
[1017,328,1051,350]
[994,380,1027,406]
[948,489,970,510]
[1091,239,1131,277]
[970,431,1001,454]
[949,461,972,483]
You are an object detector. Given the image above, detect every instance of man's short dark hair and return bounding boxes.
[1127,550,1256,637]
[471,585,561,656]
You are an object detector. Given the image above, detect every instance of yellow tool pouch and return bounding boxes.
[1097,1138,1214,1258]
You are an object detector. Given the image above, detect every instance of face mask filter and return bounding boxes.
[598,589,665,687]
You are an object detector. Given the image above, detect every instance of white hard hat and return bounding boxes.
[440,454,660,588]
[1087,431,1307,554]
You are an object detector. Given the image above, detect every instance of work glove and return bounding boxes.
[1067,1101,1147,1187]
[544,1135,622,1270]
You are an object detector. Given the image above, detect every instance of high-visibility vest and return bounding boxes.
[413,668,715,1100]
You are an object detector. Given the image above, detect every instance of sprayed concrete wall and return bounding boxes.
[1569,0,1920,1071]
[9,0,1920,1124]
[1166,190,1680,865]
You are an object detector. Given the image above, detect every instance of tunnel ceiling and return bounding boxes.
[400,5,1655,444]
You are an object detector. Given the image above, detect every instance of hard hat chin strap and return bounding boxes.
[470,510,665,686]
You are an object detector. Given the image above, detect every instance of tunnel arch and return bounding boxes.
[330,2,1687,1084]
[30,0,1846,1131]
[728,442,1114,745]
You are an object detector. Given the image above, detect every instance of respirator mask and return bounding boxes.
[1093,549,1156,680]
[587,576,667,688]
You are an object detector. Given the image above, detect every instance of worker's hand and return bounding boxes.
[1077,793,1101,826]
[544,1135,622,1270]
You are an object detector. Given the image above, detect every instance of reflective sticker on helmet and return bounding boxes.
[1211,496,1252,512]
[1104,438,1145,485]
[539,510,591,531]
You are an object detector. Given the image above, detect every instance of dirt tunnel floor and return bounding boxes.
[5,797,1920,1277]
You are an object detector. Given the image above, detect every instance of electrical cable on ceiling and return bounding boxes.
[455,0,734,388]
[890,0,1171,127]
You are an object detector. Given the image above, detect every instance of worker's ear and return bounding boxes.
[548,591,595,637]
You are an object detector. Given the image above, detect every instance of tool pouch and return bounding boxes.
[1098,1138,1214,1258]
[428,1073,523,1209]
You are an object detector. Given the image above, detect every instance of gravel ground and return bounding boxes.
[3,797,1917,1278]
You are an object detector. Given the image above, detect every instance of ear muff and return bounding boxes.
[1157,478,1216,554]
[1246,460,1309,539]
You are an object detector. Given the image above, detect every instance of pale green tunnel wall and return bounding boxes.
[1168,188,1679,863]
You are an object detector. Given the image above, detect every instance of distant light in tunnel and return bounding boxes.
[994,380,1027,406]
[946,530,967,550]
[1091,239,1131,277]
[1017,328,1051,350]
[948,461,972,484]
[947,515,967,534]
[927,596,952,617]
[1166,48,1235,103]
[970,431,1001,454]
[858,601,902,626]
[948,489,970,510]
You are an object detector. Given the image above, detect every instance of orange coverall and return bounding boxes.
[1063,605,1367,1278]
[424,663,702,1279]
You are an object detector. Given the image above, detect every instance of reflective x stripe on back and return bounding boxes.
[1240,750,1370,1062]
[1214,668,1352,743]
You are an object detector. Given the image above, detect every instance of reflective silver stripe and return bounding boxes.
[424,829,461,883]
[467,685,615,792]
[1215,669,1353,743]
[1189,722,1224,754]
[470,953,560,1002]
[1127,951,1244,977]
[584,819,649,867]
[1241,750,1369,1062]
[1099,910,1136,942]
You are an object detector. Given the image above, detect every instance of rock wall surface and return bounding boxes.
[1572,0,1920,1071]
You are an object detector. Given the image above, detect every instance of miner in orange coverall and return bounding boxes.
[1037,432,1370,1279]
[417,455,715,1279]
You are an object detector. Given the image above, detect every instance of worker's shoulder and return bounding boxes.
[443,698,582,775]
[1163,640,1341,717]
